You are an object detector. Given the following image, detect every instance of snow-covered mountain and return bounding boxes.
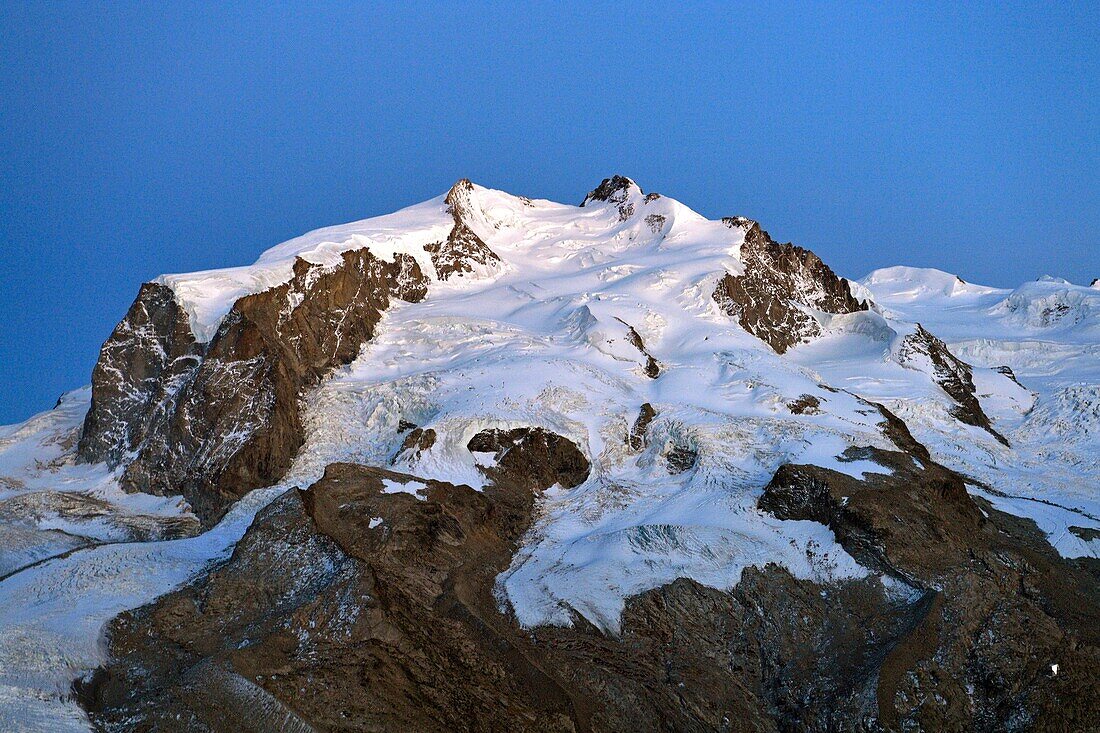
[1,178,1097,731]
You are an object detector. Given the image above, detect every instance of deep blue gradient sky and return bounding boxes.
[1,3,1097,423]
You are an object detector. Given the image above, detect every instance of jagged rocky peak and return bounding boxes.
[713,219,869,353]
[580,175,653,222]
[580,174,642,206]
[78,282,202,465]
[81,246,430,523]
[896,324,1008,445]
[425,177,501,279]
[444,176,476,210]
[721,215,756,231]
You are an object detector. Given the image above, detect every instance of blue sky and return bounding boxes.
[1,2,1097,423]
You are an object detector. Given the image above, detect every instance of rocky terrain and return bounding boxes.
[0,177,1097,731]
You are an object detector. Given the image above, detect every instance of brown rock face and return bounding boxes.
[713,219,868,353]
[79,436,592,732]
[615,317,660,378]
[580,175,643,221]
[77,404,1100,731]
[391,426,436,463]
[78,283,202,464]
[896,324,1009,444]
[580,175,638,207]
[467,427,590,490]
[627,402,657,451]
[79,452,917,732]
[786,394,821,415]
[82,249,430,523]
[759,420,1100,730]
[79,181,507,524]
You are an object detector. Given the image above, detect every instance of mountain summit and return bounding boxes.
[0,178,1097,731]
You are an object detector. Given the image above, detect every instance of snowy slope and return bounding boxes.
[0,180,1097,730]
[856,267,1100,556]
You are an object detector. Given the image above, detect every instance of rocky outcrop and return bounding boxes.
[81,249,429,523]
[392,426,436,464]
[467,427,590,490]
[79,445,590,732]
[665,443,698,474]
[897,324,1008,444]
[580,175,638,207]
[78,455,920,733]
[786,394,821,415]
[759,428,1100,729]
[713,219,868,353]
[78,408,1099,732]
[580,175,643,221]
[627,402,657,451]
[78,283,202,464]
[996,364,1026,389]
[424,178,501,279]
[615,317,660,378]
[79,179,508,523]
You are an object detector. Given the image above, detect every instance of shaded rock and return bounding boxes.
[1069,526,1100,542]
[758,438,1100,729]
[580,175,639,207]
[391,426,436,463]
[627,403,657,451]
[83,248,430,524]
[713,219,868,353]
[614,317,660,378]
[467,427,589,490]
[643,213,666,233]
[995,364,1026,389]
[79,282,202,464]
[786,394,821,415]
[580,175,643,221]
[897,324,1008,444]
[0,490,198,544]
[665,444,697,474]
[80,462,578,732]
[83,463,929,733]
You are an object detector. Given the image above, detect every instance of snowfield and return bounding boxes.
[0,180,1096,730]
[856,266,1100,557]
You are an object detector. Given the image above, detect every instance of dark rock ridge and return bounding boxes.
[580,175,639,207]
[467,427,590,490]
[627,402,657,451]
[82,249,430,523]
[665,444,698,474]
[77,441,911,733]
[786,394,821,415]
[996,364,1027,389]
[392,426,436,464]
[758,418,1099,730]
[614,317,660,378]
[78,282,203,465]
[424,178,501,279]
[713,218,869,353]
[897,324,1009,445]
[580,175,646,221]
